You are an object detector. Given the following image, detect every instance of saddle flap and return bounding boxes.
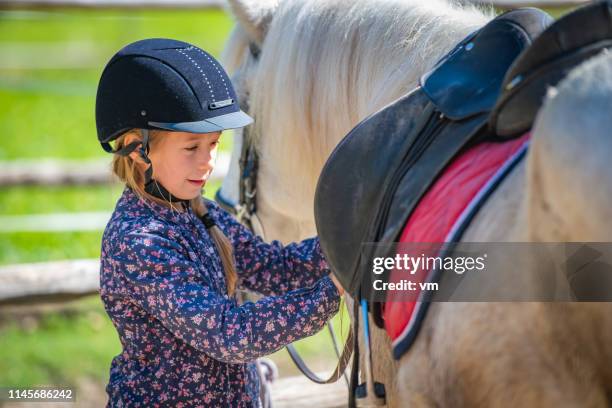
[421,8,552,121]
[314,90,431,296]
[490,1,612,138]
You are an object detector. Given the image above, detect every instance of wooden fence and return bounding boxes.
[0,259,99,306]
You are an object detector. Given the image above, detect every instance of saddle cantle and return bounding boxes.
[490,1,612,138]
[314,8,552,299]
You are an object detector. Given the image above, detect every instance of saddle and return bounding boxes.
[314,8,552,299]
[316,0,612,323]
[312,4,612,400]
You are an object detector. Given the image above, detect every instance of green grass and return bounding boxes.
[0,8,235,160]
[0,184,124,215]
[0,9,231,47]
[0,231,103,266]
[0,297,121,387]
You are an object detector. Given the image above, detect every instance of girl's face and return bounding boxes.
[130,130,221,200]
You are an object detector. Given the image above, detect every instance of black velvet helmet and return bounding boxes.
[95,38,252,204]
[96,38,252,151]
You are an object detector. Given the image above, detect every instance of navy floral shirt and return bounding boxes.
[99,186,340,407]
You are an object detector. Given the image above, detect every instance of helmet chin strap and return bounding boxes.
[138,129,192,206]
[145,178,192,205]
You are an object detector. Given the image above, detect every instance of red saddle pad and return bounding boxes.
[384,133,530,359]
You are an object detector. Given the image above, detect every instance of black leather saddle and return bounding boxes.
[314,8,552,299]
[316,0,612,305]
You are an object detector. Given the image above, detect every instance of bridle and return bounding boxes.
[213,43,356,389]
[214,117,259,231]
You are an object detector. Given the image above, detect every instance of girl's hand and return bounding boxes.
[329,273,345,296]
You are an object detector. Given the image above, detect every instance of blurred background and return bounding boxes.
[0,1,579,406]
[0,3,351,406]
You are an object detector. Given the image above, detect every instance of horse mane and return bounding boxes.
[224,0,492,222]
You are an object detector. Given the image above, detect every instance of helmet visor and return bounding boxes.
[148,110,253,133]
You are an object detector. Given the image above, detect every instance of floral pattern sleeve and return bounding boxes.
[206,201,332,296]
[112,229,340,364]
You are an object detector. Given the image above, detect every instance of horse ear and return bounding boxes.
[226,0,278,45]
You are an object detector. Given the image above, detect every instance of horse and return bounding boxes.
[219,0,612,405]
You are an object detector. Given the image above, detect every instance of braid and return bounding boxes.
[191,196,238,296]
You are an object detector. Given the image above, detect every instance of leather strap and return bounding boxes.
[286,325,354,384]
[348,299,360,408]
[237,121,258,230]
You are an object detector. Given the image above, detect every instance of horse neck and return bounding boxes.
[251,0,490,241]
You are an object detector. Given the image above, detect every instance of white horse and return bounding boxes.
[220,0,612,405]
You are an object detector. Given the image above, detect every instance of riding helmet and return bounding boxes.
[95,38,252,203]
[96,37,252,150]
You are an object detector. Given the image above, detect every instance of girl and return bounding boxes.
[96,38,344,407]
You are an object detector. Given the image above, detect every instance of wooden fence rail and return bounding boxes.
[0,259,99,306]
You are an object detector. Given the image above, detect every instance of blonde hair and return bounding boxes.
[111,128,238,296]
